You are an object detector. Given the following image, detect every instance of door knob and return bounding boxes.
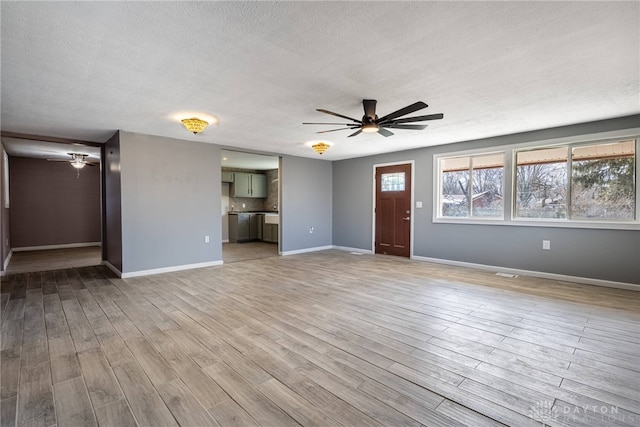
[402,216,410,221]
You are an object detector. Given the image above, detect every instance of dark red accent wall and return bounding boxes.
[9,156,101,248]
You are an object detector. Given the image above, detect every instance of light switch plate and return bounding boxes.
[416,201,423,208]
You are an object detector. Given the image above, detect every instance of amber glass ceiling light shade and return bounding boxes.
[181,118,209,134]
[312,142,331,155]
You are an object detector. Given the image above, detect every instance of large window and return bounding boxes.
[570,141,635,220]
[436,137,638,226]
[439,153,504,218]
[515,140,636,221]
[515,147,568,219]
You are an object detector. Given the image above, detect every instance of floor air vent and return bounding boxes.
[496,272,518,278]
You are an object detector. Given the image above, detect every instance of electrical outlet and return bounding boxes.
[204,235,210,243]
[542,240,550,250]
[309,226,314,234]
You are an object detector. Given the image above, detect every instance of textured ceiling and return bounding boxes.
[1,2,638,161]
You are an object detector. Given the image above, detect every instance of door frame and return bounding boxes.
[371,160,415,257]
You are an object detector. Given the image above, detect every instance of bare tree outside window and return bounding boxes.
[440,154,504,218]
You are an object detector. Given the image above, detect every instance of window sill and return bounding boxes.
[433,217,640,230]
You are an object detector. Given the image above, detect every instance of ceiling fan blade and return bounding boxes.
[316,109,361,123]
[381,113,444,125]
[382,124,427,130]
[363,99,377,119]
[376,101,428,123]
[347,129,363,138]
[316,127,359,134]
[46,159,71,162]
[377,128,394,137]
[303,122,356,125]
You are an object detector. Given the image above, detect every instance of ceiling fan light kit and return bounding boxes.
[181,117,209,134]
[304,99,443,138]
[46,152,96,177]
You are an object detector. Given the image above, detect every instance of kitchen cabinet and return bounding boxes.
[228,213,261,242]
[232,173,267,198]
[222,172,234,183]
[262,221,278,243]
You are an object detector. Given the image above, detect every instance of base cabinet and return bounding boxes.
[229,213,277,243]
[229,213,261,243]
[262,222,278,243]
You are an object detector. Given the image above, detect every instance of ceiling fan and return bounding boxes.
[47,153,97,172]
[303,99,443,137]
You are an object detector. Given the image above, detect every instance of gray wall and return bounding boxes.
[103,132,123,271]
[8,156,101,248]
[119,131,221,273]
[333,116,640,284]
[281,155,332,252]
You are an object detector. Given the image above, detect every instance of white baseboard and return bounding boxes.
[411,255,639,291]
[119,260,223,279]
[0,249,12,276]
[13,242,101,252]
[222,239,229,243]
[4,249,13,270]
[280,245,333,256]
[103,260,122,278]
[332,246,374,254]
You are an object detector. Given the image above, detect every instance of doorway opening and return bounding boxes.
[221,150,280,263]
[374,162,413,258]
[1,137,103,274]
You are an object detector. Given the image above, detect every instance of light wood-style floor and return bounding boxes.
[1,250,639,427]
[222,242,279,264]
[6,247,102,274]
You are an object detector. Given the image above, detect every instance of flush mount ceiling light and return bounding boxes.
[181,118,209,134]
[311,142,331,155]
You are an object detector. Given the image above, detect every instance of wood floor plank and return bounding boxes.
[256,377,345,426]
[0,397,16,427]
[156,379,220,427]
[93,399,137,427]
[146,331,229,408]
[52,376,97,427]
[0,349,20,400]
[77,348,123,409]
[203,362,299,427]
[112,361,178,427]
[435,399,505,427]
[208,399,259,427]
[61,298,99,352]
[123,336,177,387]
[48,336,82,384]
[16,361,55,427]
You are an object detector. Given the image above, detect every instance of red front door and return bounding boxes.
[375,163,411,257]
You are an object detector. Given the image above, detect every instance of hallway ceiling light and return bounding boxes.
[181,118,209,134]
[311,142,331,155]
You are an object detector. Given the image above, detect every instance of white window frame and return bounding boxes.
[434,130,640,231]
[436,151,506,221]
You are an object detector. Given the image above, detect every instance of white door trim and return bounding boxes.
[371,160,415,257]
